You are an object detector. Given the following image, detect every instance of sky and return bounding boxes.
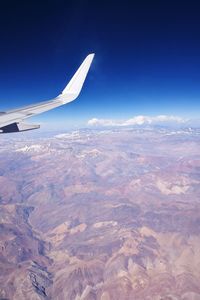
[0,0,200,130]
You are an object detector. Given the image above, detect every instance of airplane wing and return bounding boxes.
[0,53,94,133]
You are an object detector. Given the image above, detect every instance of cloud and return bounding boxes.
[87,115,187,127]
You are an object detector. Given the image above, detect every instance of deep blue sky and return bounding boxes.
[0,0,200,129]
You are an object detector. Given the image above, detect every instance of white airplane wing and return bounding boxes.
[0,53,94,133]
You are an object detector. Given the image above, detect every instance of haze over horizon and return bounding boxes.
[0,1,200,130]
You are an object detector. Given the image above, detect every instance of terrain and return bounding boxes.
[0,127,200,300]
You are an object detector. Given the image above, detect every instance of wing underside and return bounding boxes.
[0,53,94,133]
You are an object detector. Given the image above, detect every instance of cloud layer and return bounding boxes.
[87,115,187,127]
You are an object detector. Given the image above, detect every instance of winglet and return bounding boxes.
[57,53,95,103]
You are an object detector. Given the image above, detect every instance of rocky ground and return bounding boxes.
[0,127,200,300]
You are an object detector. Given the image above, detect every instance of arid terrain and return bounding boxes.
[0,127,200,300]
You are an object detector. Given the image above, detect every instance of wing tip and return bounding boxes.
[60,53,95,98]
[84,53,95,65]
[88,53,95,58]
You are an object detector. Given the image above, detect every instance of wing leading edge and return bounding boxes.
[0,53,95,133]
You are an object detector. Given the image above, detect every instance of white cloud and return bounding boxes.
[87,115,187,127]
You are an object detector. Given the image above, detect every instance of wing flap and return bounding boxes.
[0,122,40,133]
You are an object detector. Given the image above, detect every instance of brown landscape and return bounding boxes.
[0,127,200,300]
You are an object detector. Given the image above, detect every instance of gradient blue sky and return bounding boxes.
[0,1,200,129]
